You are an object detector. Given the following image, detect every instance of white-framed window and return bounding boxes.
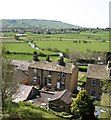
[58,72,66,78]
[61,73,66,78]
[33,68,37,74]
[47,78,51,86]
[57,81,60,89]
[48,71,52,78]
[91,79,96,86]
[33,76,37,82]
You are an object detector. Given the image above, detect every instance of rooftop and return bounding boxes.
[12,84,33,103]
[11,60,32,71]
[50,89,73,104]
[87,64,109,80]
[28,61,75,74]
[31,89,73,106]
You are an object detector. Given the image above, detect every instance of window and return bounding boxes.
[33,69,37,74]
[48,71,52,78]
[58,73,66,78]
[61,73,66,78]
[37,76,41,85]
[33,76,37,82]
[57,81,60,89]
[90,91,96,97]
[44,77,47,86]
[61,79,65,90]
[47,78,51,86]
[58,73,60,76]
[91,80,96,86]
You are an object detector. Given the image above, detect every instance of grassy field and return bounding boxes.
[34,40,109,52]
[2,31,109,41]
[3,42,57,54]
[24,31,109,41]
[2,31,109,61]
[3,40,109,53]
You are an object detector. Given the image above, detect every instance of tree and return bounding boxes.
[64,48,70,58]
[69,50,81,62]
[2,47,19,114]
[71,90,96,120]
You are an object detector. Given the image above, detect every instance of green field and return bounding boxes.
[3,43,57,54]
[34,40,109,52]
[2,31,109,41]
[2,31,109,61]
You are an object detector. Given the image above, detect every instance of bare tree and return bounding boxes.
[69,50,81,61]
[2,58,18,113]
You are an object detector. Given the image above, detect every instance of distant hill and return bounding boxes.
[2,19,80,29]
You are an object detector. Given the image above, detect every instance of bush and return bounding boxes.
[39,52,46,57]
[6,50,10,54]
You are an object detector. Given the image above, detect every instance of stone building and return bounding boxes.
[85,64,109,99]
[49,89,73,113]
[28,57,78,92]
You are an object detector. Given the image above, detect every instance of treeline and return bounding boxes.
[4,50,59,57]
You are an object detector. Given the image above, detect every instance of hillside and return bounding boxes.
[2,19,80,29]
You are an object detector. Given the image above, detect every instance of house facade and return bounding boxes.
[28,57,78,92]
[85,64,109,99]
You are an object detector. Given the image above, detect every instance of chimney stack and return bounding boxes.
[58,57,65,66]
[33,51,39,61]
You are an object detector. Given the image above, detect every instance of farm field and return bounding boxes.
[2,31,109,41]
[3,42,57,54]
[34,40,109,52]
[24,31,109,40]
[2,31,109,61]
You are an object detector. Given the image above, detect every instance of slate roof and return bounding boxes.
[11,60,31,71]
[32,90,73,106]
[32,92,54,106]
[28,61,75,74]
[12,84,33,102]
[87,64,109,80]
[50,89,73,104]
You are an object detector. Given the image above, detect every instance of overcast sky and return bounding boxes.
[0,0,110,28]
